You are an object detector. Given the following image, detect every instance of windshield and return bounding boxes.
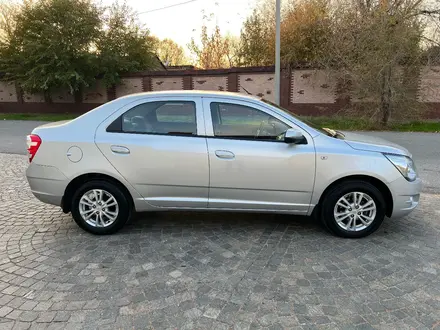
[261,99,341,138]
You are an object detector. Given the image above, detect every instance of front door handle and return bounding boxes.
[215,150,235,159]
[111,145,130,155]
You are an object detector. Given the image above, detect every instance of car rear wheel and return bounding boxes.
[320,180,386,238]
[71,180,131,235]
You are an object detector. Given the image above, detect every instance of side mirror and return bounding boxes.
[284,128,306,144]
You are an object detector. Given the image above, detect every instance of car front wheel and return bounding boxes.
[321,180,386,238]
[71,180,131,235]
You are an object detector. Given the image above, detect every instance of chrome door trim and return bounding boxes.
[205,207,310,213]
[208,198,311,208]
[137,205,312,214]
[142,197,209,208]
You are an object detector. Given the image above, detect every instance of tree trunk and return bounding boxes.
[43,90,52,104]
[74,88,82,104]
[380,66,392,125]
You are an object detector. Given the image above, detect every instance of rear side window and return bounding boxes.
[110,101,197,136]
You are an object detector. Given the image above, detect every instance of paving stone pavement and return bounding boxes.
[0,153,439,330]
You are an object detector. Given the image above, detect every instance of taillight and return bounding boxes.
[26,134,42,162]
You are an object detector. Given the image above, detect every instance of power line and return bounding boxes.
[138,0,199,15]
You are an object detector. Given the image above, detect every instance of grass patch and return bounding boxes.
[0,113,78,121]
[0,113,439,132]
[386,121,440,132]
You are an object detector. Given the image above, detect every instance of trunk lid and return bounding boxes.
[33,120,72,130]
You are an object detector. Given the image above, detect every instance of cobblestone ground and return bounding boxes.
[0,153,439,330]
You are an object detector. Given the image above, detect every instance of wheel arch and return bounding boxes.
[62,173,134,213]
[315,175,393,218]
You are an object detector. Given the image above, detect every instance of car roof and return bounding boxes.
[118,90,261,102]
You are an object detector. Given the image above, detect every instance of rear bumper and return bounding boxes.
[388,176,422,219]
[26,163,68,207]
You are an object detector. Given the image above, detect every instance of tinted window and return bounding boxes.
[210,102,289,141]
[122,101,196,135]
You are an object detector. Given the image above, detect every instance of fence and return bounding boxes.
[1,66,440,118]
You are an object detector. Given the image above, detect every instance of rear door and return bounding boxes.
[95,96,209,208]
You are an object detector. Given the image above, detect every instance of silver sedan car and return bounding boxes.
[26,91,421,238]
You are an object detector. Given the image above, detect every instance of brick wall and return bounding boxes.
[192,76,227,91]
[1,66,440,118]
[238,73,275,102]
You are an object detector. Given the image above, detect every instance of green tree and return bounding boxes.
[240,9,274,66]
[281,0,331,66]
[96,2,158,86]
[0,0,101,99]
[189,24,241,69]
[239,0,436,124]
[0,0,158,98]
[239,0,331,67]
[154,38,188,66]
[0,1,19,46]
[323,0,424,124]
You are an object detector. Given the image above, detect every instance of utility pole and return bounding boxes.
[275,0,281,105]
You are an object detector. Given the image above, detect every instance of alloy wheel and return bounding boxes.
[78,189,119,228]
[333,191,377,232]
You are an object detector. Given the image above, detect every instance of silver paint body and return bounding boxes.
[26,91,421,219]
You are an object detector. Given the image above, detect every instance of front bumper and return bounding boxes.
[387,176,422,219]
[26,163,68,207]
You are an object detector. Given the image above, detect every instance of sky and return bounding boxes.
[101,0,258,47]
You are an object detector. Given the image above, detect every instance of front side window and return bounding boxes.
[210,102,290,141]
[121,101,196,135]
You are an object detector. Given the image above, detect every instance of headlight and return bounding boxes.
[384,154,417,182]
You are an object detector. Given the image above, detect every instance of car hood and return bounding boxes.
[341,131,411,157]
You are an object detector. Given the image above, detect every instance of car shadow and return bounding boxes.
[121,211,323,235]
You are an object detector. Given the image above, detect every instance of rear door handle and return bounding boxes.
[215,150,235,159]
[111,145,130,154]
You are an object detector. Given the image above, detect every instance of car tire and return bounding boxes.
[320,180,386,238]
[71,180,131,235]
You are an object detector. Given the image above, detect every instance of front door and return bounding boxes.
[202,98,315,213]
[95,96,209,208]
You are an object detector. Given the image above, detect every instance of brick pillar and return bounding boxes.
[183,76,193,90]
[142,77,152,92]
[227,72,239,92]
[280,68,291,108]
[107,85,116,101]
